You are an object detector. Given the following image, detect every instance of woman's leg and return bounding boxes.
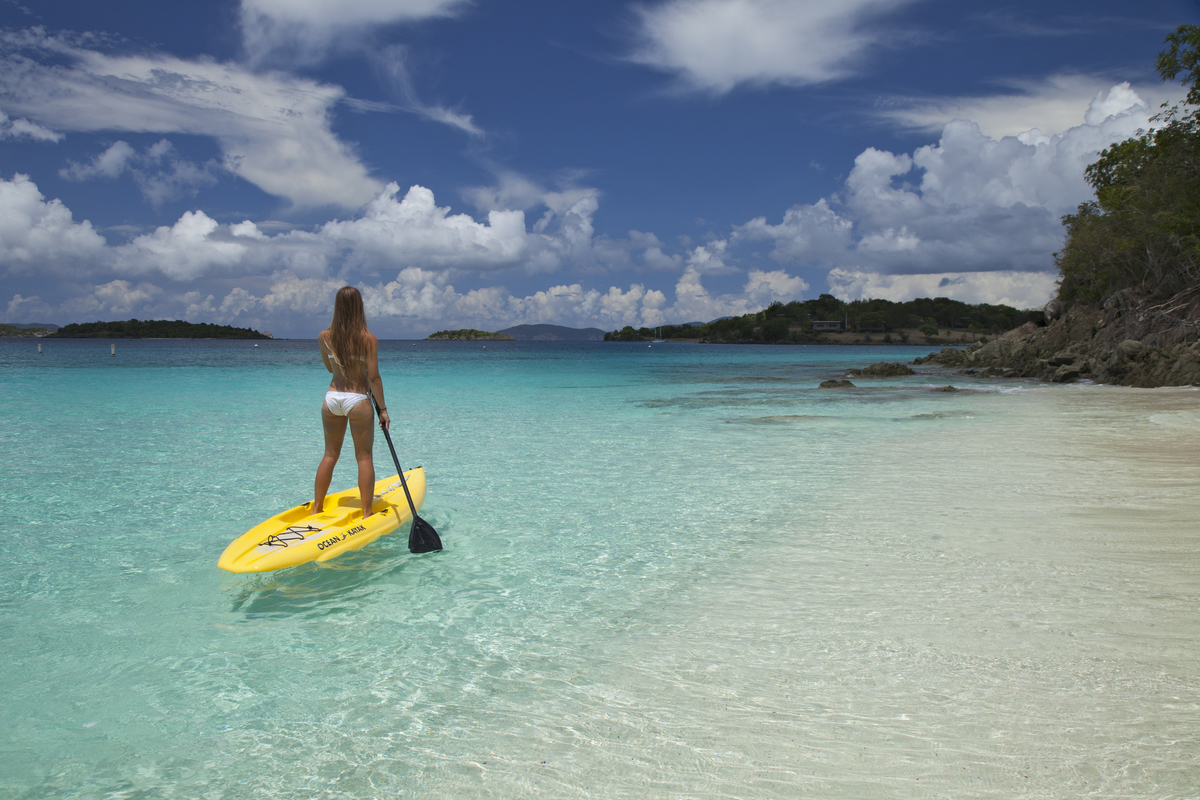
[346,398,377,519]
[313,401,348,514]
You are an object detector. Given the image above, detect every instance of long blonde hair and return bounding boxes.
[329,286,370,387]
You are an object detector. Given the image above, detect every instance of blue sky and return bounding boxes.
[1,0,1196,337]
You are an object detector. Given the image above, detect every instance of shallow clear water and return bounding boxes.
[2,339,1198,799]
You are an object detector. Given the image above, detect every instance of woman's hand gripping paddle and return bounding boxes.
[371,394,443,554]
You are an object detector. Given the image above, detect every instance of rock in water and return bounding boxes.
[852,362,915,378]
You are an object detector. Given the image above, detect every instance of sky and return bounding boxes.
[1,0,1197,338]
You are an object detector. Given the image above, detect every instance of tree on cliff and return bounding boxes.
[1055,25,1200,307]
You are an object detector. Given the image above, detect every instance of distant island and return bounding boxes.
[427,329,513,340]
[49,319,272,339]
[426,324,607,341]
[498,324,606,341]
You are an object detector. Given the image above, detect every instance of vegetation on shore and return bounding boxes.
[49,320,271,339]
[1053,24,1200,345]
[427,329,513,341]
[605,295,1037,344]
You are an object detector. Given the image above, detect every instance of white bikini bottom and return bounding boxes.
[325,390,369,416]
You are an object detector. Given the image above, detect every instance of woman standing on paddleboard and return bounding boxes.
[312,286,390,520]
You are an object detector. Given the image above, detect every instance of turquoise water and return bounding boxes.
[2,339,1198,799]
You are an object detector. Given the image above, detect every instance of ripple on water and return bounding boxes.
[2,341,1198,799]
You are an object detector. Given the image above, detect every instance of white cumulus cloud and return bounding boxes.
[876,76,1171,139]
[3,173,763,333]
[258,273,346,315]
[659,265,803,324]
[684,239,737,274]
[318,183,533,272]
[736,198,853,264]
[6,293,50,320]
[54,279,166,318]
[630,0,915,93]
[0,173,107,274]
[60,141,137,180]
[116,211,249,281]
[60,140,220,207]
[738,82,1158,307]
[0,174,655,291]
[743,268,809,308]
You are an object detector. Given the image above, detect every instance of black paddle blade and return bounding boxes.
[408,515,443,554]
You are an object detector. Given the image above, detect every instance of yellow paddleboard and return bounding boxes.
[218,468,426,573]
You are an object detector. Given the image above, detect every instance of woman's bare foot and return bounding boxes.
[361,495,383,520]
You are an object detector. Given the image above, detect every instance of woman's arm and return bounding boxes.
[318,330,334,374]
[365,334,390,430]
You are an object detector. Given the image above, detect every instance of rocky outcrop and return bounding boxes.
[819,379,856,388]
[1043,297,1065,324]
[913,289,1200,387]
[850,362,915,378]
[0,324,54,338]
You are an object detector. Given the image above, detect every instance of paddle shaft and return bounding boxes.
[370,393,421,519]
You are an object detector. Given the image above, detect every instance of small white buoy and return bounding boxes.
[483,345,486,350]
[111,344,116,357]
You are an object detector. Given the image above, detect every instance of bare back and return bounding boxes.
[319,329,381,394]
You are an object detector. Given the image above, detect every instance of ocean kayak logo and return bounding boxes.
[317,524,366,551]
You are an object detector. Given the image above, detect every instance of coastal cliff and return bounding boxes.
[914,290,1200,387]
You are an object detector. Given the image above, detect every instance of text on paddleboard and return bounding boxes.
[317,524,366,551]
